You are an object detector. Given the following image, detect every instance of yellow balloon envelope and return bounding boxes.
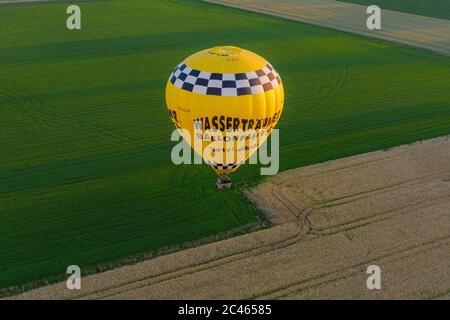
[165,46,284,183]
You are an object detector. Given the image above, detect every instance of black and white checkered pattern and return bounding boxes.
[212,163,239,170]
[205,161,242,170]
[169,62,282,96]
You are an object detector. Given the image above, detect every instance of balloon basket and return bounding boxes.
[216,176,232,189]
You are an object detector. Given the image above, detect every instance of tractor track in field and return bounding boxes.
[312,39,349,111]
[27,109,150,149]
[0,85,32,128]
[253,237,450,299]
[0,82,149,148]
[52,228,305,300]
[9,135,450,300]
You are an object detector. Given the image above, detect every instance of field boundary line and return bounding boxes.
[201,0,450,57]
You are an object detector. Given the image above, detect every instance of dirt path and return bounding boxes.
[203,0,450,57]
[9,136,450,299]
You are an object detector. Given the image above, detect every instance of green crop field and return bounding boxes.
[1,0,450,293]
[339,0,450,20]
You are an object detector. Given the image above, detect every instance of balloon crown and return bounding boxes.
[208,46,242,57]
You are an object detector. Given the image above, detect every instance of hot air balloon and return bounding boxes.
[165,46,284,188]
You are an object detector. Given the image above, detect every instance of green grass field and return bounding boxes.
[339,0,450,20]
[1,0,450,292]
